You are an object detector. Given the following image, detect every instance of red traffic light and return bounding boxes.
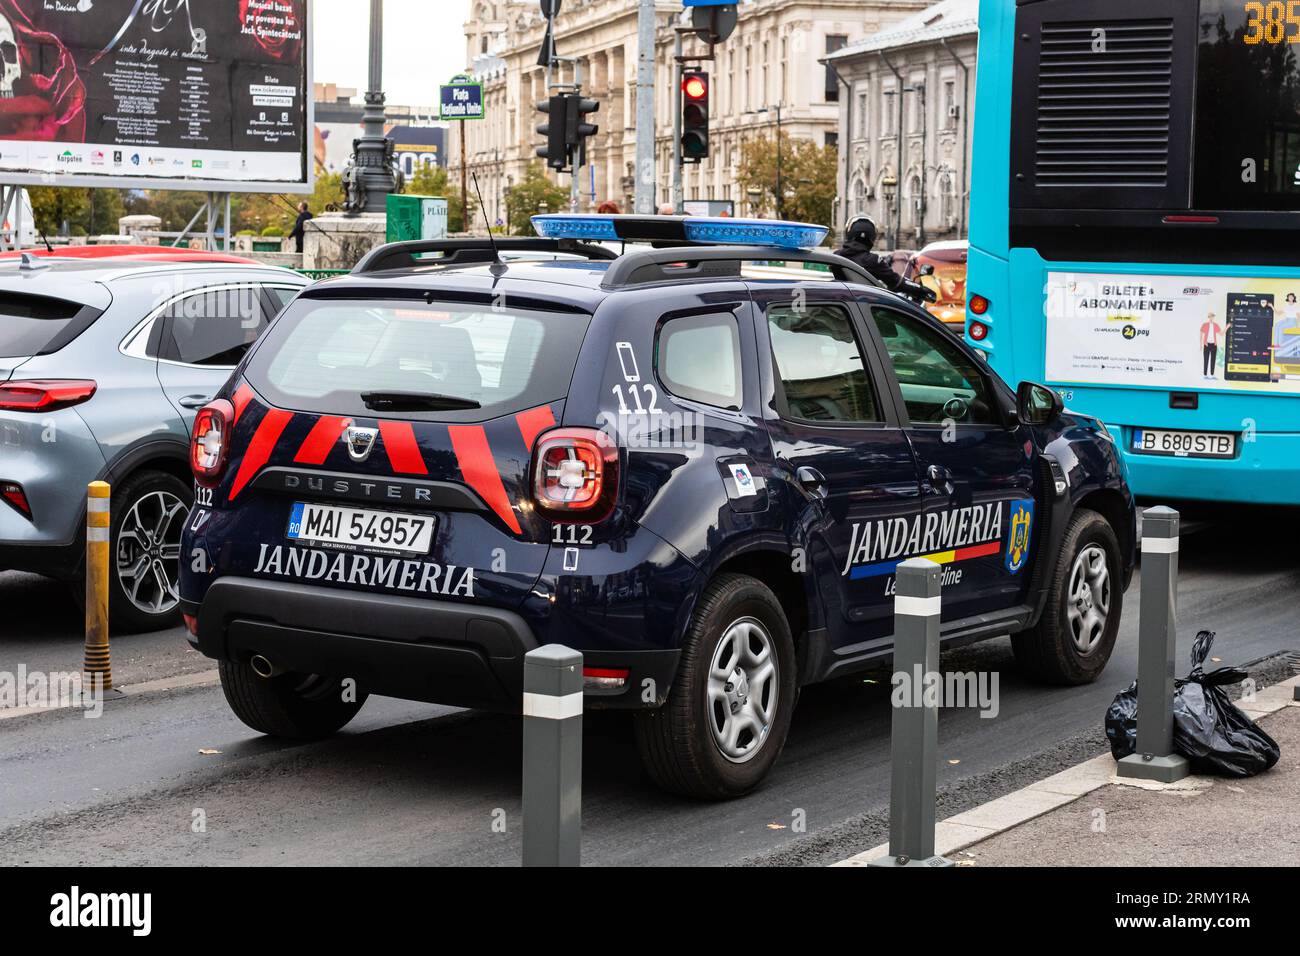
[683,75,707,100]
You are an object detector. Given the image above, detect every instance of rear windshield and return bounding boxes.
[245,297,592,421]
[0,292,92,359]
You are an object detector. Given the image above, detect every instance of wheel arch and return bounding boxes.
[697,544,821,682]
[1075,486,1133,583]
[102,439,192,490]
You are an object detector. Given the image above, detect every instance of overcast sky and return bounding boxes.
[313,0,475,107]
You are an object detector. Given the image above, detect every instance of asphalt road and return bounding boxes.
[1,508,1297,866]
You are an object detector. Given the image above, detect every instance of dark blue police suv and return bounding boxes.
[180,215,1135,798]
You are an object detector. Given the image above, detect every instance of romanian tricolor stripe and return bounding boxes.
[849,540,1001,581]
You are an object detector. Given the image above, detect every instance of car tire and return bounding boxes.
[219,659,368,739]
[633,573,798,800]
[107,470,193,634]
[1012,507,1123,685]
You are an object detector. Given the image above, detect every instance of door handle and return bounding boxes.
[796,466,828,500]
[178,394,212,409]
[926,464,954,494]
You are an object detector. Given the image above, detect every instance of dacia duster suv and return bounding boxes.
[180,215,1135,799]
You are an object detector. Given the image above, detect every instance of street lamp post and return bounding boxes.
[343,0,402,213]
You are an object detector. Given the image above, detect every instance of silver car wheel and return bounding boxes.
[1067,544,1110,656]
[706,616,780,764]
[115,490,187,615]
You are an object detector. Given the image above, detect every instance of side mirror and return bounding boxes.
[1016,381,1063,425]
[918,263,936,277]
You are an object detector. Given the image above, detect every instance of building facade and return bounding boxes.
[450,0,929,226]
[823,0,978,250]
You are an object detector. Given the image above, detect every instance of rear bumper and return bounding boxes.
[0,540,83,579]
[1111,427,1300,506]
[187,577,678,711]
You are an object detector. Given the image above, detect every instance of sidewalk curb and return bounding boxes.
[833,675,1299,867]
[0,669,220,722]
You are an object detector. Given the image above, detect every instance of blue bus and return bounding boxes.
[968,0,1300,505]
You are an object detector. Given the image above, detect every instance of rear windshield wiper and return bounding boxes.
[360,390,481,412]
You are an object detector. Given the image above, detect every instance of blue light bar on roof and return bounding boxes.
[530,214,829,251]
[530,215,621,242]
[682,218,828,249]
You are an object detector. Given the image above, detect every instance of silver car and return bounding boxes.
[0,251,308,632]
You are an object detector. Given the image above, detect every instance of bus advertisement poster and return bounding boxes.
[1044,271,1300,394]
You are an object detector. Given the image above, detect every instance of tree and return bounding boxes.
[124,191,207,232]
[506,163,570,236]
[27,187,131,238]
[736,132,838,239]
[306,170,345,214]
[405,163,474,233]
[29,187,88,237]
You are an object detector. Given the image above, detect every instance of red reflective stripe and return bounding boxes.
[294,415,350,465]
[516,404,557,450]
[231,383,254,425]
[378,420,428,475]
[229,409,293,500]
[449,424,522,535]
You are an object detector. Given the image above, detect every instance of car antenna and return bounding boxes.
[470,171,505,276]
[35,226,53,253]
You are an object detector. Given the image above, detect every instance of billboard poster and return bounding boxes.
[0,0,310,192]
[388,124,444,177]
[1045,271,1300,395]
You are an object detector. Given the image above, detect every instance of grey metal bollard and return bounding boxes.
[1117,506,1190,783]
[522,644,583,867]
[870,558,953,868]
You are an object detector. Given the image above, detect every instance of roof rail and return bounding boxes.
[599,246,884,290]
[352,238,619,274]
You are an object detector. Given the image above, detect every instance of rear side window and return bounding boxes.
[0,292,94,359]
[657,312,742,409]
[267,287,299,312]
[161,288,270,366]
[246,297,592,421]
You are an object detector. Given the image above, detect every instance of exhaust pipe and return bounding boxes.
[249,654,285,679]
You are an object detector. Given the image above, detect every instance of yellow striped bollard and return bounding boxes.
[84,481,113,694]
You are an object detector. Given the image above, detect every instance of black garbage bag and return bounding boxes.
[1104,631,1281,776]
[1104,680,1139,760]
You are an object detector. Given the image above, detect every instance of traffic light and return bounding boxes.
[681,71,709,162]
[566,94,600,161]
[535,94,568,171]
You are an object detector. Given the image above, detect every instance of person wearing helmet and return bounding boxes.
[834,216,904,291]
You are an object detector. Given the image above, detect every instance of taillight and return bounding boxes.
[0,379,97,412]
[1,481,31,519]
[191,399,235,487]
[531,427,619,520]
[969,294,990,316]
[183,613,199,636]
[969,321,990,342]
